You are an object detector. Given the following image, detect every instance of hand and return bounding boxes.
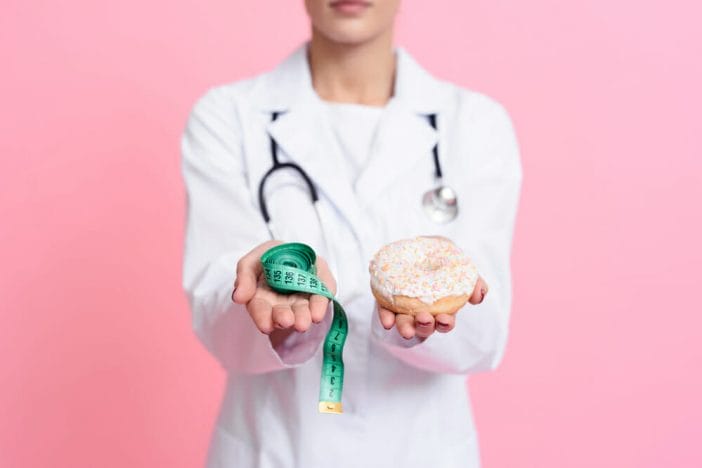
[377,276,489,340]
[231,240,337,342]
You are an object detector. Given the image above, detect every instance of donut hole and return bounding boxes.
[417,256,446,272]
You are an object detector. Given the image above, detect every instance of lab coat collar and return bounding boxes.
[256,40,451,114]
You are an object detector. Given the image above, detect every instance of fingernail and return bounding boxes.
[437,320,449,328]
[479,287,487,303]
[417,321,432,327]
[231,287,237,302]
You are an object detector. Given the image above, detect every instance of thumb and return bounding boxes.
[231,240,281,304]
[231,268,259,304]
[232,256,263,305]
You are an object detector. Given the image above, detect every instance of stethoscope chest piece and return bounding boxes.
[422,185,458,224]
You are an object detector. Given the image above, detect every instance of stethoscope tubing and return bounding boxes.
[427,113,442,179]
[257,110,454,250]
[259,111,444,219]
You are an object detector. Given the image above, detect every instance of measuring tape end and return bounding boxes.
[318,401,343,414]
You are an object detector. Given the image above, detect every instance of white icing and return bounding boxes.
[369,236,479,305]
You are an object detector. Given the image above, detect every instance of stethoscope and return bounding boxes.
[422,113,459,224]
[257,111,459,242]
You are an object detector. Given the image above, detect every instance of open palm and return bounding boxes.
[231,240,337,335]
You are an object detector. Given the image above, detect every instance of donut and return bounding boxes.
[368,236,479,316]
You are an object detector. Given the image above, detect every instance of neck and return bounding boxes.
[307,29,396,106]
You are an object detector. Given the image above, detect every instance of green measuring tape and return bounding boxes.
[260,243,348,414]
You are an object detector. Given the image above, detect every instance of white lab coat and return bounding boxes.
[181,40,523,468]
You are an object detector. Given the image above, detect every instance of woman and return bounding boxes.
[180,0,523,466]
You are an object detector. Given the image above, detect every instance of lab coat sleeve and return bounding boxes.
[180,86,332,374]
[370,100,523,375]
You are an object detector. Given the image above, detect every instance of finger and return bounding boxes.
[271,304,295,329]
[309,294,330,324]
[291,299,312,332]
[434,313,456,333]
[414,311,435,338]
[395,313,416,339]
[315,256,337,295]
[468,276,488,305]
[232,240,281,304]
[247,297,274,334]
[377,305,396,329]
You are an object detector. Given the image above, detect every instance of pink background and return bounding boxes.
[2,0,700,466]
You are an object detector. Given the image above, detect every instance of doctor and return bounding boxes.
[180,0,523,466]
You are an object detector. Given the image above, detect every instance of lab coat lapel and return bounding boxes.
[355,47,450,206]
[265,103,366,234]
[256,42,366,239]
[354,99,437,205]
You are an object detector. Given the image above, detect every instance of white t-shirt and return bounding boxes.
[321,101,386,184]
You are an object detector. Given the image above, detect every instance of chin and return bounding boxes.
[318,25,385,45]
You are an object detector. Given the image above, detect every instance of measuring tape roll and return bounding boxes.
[260,243,349,414]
